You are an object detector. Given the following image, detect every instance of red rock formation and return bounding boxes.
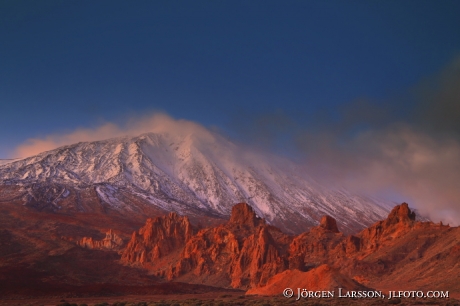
[77,229,123,251]
[358,202,416,253]
[167,203,288,289]
[121,203,288,289]
[287,215,345,271]
[119,202,460,295]
[319,215,340,233]
[230,225,287,288]
[121,212,194,267]
[228,202,264,228]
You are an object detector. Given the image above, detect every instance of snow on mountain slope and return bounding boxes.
[0,129,392,234]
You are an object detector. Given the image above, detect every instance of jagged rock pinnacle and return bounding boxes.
[319,215,340,233]
[229,203,262,227]
[386,202,416,225]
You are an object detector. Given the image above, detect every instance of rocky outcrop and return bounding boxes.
[358,203,416,252]
[228,202,264,228]
[319,215,340,233]
[288,214,345,271]
[121,212,194,266]
[77,229,123,251]
[120,203,356,289]
[167,203,288,289]
[229,225,287,288]
[119,202,460,294]
[387,202,416,223]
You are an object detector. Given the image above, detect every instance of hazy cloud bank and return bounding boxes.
[229,56,460,225]
[303,57,460,225]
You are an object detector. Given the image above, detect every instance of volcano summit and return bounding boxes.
[0,126,392,234]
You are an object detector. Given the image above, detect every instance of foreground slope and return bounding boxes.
[246,264,369,296]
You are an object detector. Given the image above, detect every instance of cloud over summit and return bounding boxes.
[14,113,213,159]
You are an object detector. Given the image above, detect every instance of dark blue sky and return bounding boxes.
[1,0,460,157]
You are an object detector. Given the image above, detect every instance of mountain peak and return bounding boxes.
[0,127,393,235]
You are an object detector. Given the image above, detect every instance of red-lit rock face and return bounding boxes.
[121,212,194,265]
[228,202,264,227]
[118,202,460,296]
[122,203,288,289]
[319,215,340,233]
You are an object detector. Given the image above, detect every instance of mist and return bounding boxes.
[227,56,460,225]
[298,56,460,225]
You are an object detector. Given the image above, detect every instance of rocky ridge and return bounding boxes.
[121,202,460,294]
[122,203,289,289]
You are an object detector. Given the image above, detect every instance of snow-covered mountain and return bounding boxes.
[0,129,392,234]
